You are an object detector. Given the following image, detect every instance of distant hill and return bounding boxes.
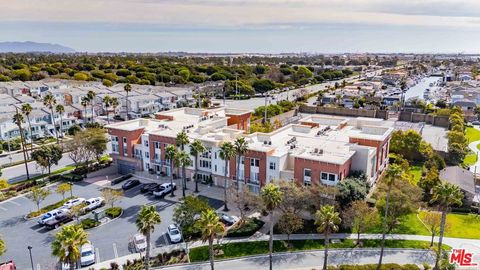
[0,41,75,53]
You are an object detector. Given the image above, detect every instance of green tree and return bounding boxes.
[110,97,120,118]
[277,209,303,247]
[0,237,5,255]
[81,96,89,124]
[252,79,275,94]
[190,139,207,193]
[219,141,235,211]
[234,137,248,191]
[101,188,123,208]
[73,72,90,81]
[27,186,51,211]
[31,144,63,175]
[56,183,72,200]
[176,150,192,198]
[342,201,378,245]
[12,111,30,180]
[103,95,112,124]
[136,205,161,270]
[165,145,178,197]
[51,225,89,270]
[176,131,190,193]
[431,182,463,270]
[173,195,212,238]
[315,205,341,270]
[422,211,442,247]
[43,93,59,143]
[195,209,225,270]
[124,83,132,120]
[84,128,108,162]
[21,103,34,154]
[86,90,96,123]
[261,183,283,270]
[55,104,65,137]
[336,176,369,207]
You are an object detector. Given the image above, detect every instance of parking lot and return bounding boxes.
[0,172,226,269]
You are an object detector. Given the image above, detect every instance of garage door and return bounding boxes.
[117,160,136,175]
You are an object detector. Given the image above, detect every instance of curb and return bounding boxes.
[84,209,124,231]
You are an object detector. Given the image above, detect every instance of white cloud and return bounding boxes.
[1,0,480,29]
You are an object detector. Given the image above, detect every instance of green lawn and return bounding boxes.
[189,239,448,262]
[419,211,480,239]
[466,127,480,143]
[409,165,423,185]
[362,213,430,236]
[463,153,477,166]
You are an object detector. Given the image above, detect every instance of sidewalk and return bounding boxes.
[84,232,480,269]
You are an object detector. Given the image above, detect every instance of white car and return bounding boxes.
[80,242,95,266]
[133,233,147,252]
[152,183,176,198]
[63,198,86,209]
[38,208,68,226]
[83,197,105,212]
[167,224,182,243]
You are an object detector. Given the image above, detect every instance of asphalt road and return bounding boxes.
[163,249,435,270]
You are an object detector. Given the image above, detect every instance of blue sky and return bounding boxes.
[1,0,480,53]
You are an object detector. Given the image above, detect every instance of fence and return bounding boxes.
[398,111,450,128]
[299,105,389,120]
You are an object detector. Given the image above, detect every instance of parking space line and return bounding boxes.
[95,247,100,263]
[113,243,118,258]
[7,200,20,206]
[0,206,7,211]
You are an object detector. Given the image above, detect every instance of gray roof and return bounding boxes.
[439,166,475,195]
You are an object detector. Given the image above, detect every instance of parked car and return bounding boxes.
[63,198,86,209]
[122,179,141,190]
[472,121,480,125]
[45,211,73,230]
[80,242,95,267]
[140,183,159,193]
[152,183,176,198]
[219,213,236,226]
[133,233,147,252]
[167,224,182,243]
[82,197,105,212]
[38,209,67,226]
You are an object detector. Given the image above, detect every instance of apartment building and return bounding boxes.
[106,108,392,192]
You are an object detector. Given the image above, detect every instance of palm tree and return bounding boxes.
[176,130,189,180]
[43,93,59,143]
[124,83,132,120]
[315,205,341,270]
[21,103,34,154]
[234,137,248,190]
[176,150,192,198]
[136,205,161,270]
[51,225,89,270]
[261,183,283,270]
[81,96,89,125]
[55,104,65,138]
[377,164,403,270]
[196,209,225,270]
[103,95,112,124]
[86,90,96,123]
[219,141,235,211]
[111,97,119,119]
[190,139,206,193]
[431,182,463,270]
[165,145,178,197]
[12,111,30,180]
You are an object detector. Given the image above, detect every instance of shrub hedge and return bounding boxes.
[226,218,265,237]
[105,207,122,219]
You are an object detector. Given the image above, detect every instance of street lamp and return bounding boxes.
[27,245,34,270]
[69,182,73,198]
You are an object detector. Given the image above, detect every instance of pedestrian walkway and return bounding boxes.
[85,232,480,269]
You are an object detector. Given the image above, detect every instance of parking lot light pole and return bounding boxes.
[69,182,73,197]
[27,245,34,270]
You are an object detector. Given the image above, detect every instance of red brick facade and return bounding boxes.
[226,112,251,131]
[293,157,352,185]
[108,128,144,158]
[349,136,391,174]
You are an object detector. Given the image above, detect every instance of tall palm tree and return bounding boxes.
[431,182,463,270]
[219,141,235,211]
[261,183,283,270]
[43,93,59,143]
[12,111,29,180]
[55,104,65,138]
[176,150,192,198]
[111,97,119,119]
[136,205,161,270]
[51,225,89,270]
[124,83,132,120]
[377,164,403,270]
[86,90,96,123]
[165,145,178,197]
[176,130,189,180]
[81,96,89,126]
[195,209,225,270]
[234,137,248,190]
[21,103,34,154]
[103,95,112,124]
[315,205,341,270]
[190,139,206,193]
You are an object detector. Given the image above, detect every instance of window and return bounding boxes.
[144,140,149,147]
[269,162,276,170]
[154,153,159,160]
[123,145,128,156]
[123,137,127,144]
[154,141,160,149]
[250,158,259,167]
[214,165,217,172]
[214,151,217,159]
[145,152,149,159]
[321,172,337,182]
[240,157,244,165]
[321,172,328,180]
[304,169,311,177]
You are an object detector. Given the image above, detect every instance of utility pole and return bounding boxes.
[264,91,268,124]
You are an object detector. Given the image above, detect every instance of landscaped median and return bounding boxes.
[80,207,123,230]
[25,197,74,219]
[188,239,450,262]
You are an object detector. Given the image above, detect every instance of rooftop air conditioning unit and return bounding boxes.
[268,141,272,145]
[319,149,324,154]
[314,148,318,153]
